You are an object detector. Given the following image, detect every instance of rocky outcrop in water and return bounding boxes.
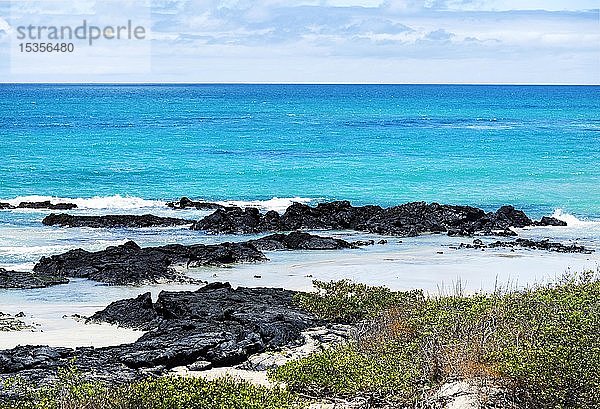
[0,268,69,289]
[0,283,322,386]
[191,201,555,237]
[459,238,594,254]
[0,201,78,210]
[249,231,356,251]
[191,207,280,234]
[33,241,266,286]
[532,216,568,227]
[166,197,224,210]
[18,201,78,210]
[42,213,193,228]
[29,231,359,286]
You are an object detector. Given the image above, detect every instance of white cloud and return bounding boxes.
[1,0,598,82]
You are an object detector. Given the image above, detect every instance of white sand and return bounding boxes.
[187,240,600,294]
[0,304,143,349]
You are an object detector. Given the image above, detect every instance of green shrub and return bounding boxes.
[275,291,496,404]
[111,376,303,409]
[491,272,600,408]
[294,279,423,323]
[272,342,421,404]
[275,272,600,408]
[2,368,304,409]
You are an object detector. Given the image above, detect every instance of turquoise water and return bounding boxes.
[1,84,599,218]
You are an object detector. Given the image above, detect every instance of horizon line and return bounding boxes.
[1,82,599,86]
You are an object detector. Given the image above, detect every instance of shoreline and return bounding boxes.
[1,248,597,350]
[0,198,598,352]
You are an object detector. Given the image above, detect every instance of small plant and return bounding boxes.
[111,376,304,409]
[294,279,424,323]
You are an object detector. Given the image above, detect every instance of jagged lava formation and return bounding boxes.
[191,200,566,236]
[0,283,322,385]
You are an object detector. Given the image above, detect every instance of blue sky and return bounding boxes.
[0,0,598,83]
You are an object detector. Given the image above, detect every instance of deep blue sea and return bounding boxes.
[1,84,599,218]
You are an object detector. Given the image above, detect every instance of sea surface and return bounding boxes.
[0,84,599,346]
[1,84,599,216]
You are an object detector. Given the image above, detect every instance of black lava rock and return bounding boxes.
[192,207,266,234]
[249,231,356,251]
[192,200,550,238]
[0,284,321,386]
[16,201,77,210]
[89,292,160,331]
[0,268,69,289]
[42,213,193,228]
[533,216,568,227]
[33,240,266,286]
[459,238,593,254]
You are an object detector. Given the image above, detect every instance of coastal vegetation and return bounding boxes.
[275,271,600,408]
[2,271,598,408]
[1,369,303,409]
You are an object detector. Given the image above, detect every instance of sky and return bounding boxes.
[0,0,598,83]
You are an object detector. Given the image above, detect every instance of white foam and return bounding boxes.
[0,244,78,256]
[4,195,164,210]
[216,196,313,213]
[2,195,314,212]
[551,208,598,227]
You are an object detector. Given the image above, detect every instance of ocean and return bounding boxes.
[1,84,599,216]
[1,84,599,346]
